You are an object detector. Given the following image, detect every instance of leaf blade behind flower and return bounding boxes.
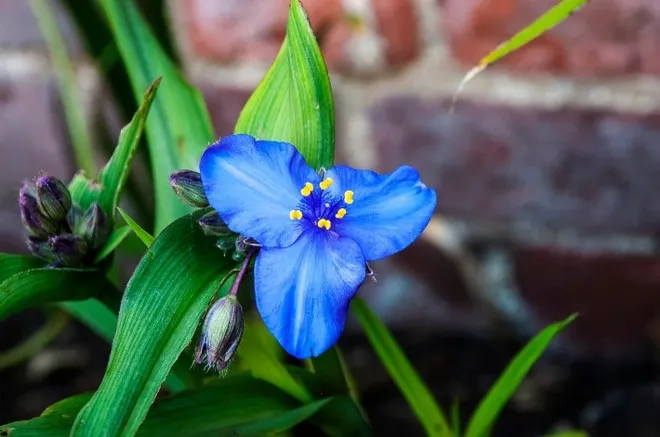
[234,0,334,170]
[97,0,216,232]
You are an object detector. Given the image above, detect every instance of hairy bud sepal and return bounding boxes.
[169,170,209,208]
[195,295,244,372]
[36,175,72,222]
[19,184,59,238]
[80,203,110,250]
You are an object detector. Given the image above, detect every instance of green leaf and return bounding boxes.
[98,0,215,232]
[117,207,154,247]
[60,300,118,341]
[352,297,450,436]
[0,254,46,282]
[465,314,578,437]
[0,268,116,321]
[29,0,95,175]
[71,210,234,436]
[454,0,589,101]
[94,226,133,262]
[3,375,364,437]
[234,0,334,170]
[69,78,161,218]
[237,314,312,403]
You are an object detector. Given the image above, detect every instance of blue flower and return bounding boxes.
[200,134,436,359]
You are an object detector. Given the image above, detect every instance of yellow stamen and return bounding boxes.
[317,218,331,230]
[319,178,334,190]
[300,182,313,197]
[289,209,303,220]
[335,208,347,219]
[344,190,354,204]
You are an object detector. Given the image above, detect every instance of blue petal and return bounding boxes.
[254,230,366,358]
[325,165,436,261]
[200,134,319,248]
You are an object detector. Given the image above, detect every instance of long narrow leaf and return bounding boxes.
[117,207,154,247]
[71,210,234,436]
[453,0,590,102]
[352,297,449,436]
[97,0,215,232]
[69,78,161,218]
[0,269,115,321]
[0,254,45,282]
[465,315,578,437]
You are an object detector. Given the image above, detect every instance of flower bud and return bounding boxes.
[35,175,72,222]
[79,203,110,250]
[198,211,231,237]
[27,237,58,263]
[216,235,237,255]
[195,295,244,371]
[19,184,59,238]
[67,205,84,234]
[169,170,209,208]
[49,234,89,266]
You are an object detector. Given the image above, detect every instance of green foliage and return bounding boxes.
[352,297,450,436]
[234,0,335,170]
[70,210,234,436]
[464,315,577,437]
[96,0,215,232]
[117,207,155,247]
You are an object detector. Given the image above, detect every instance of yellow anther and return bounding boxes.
[319,178,334,190]
[335,208,347,219]
[300,182,313,197]
[289,209,303,220]
[317,218,332,230]
[344,190,354,205]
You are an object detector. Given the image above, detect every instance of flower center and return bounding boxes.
[289,178,353,231]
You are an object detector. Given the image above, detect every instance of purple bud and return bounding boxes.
[195,295,243,372]
[27,237,58,263]
[49,234,89,266]
[169,170,209,208]
[19,183,59,238]
[35,175,72,222]
[79,203,110,250]
[197,211,230,237]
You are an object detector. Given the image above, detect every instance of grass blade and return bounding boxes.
[94,226,133,262]
[29,0,95,174]
[98,0,215,232]
[465,314,578,437]
[117,207,154,247]
[352,297,449,436]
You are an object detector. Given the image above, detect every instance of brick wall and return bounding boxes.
[3,0,660,355]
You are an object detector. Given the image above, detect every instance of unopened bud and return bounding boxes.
[19,184,59,238]
[198,211,230,237]
[27,237,58,263]
[195,295,243,371]
[36,175,72,222]
[49,234,89,266]
[67,205,84,234]
[79,203,110,250]
[216,235,237,255]
[169,170,209,207]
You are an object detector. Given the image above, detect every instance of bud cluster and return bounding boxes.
[19,175,110,267]
[169,170,249,261]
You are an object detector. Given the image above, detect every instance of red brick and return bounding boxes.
[371,97,660,235]
[181,0,343,64]
[176,0,420,74]
[441,0,660,75]
[514,247,660,353]
[372,0,420,67]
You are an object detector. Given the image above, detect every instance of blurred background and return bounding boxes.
[1,0,660,435]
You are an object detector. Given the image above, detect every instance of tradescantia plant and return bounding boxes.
[0,0,589,436]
